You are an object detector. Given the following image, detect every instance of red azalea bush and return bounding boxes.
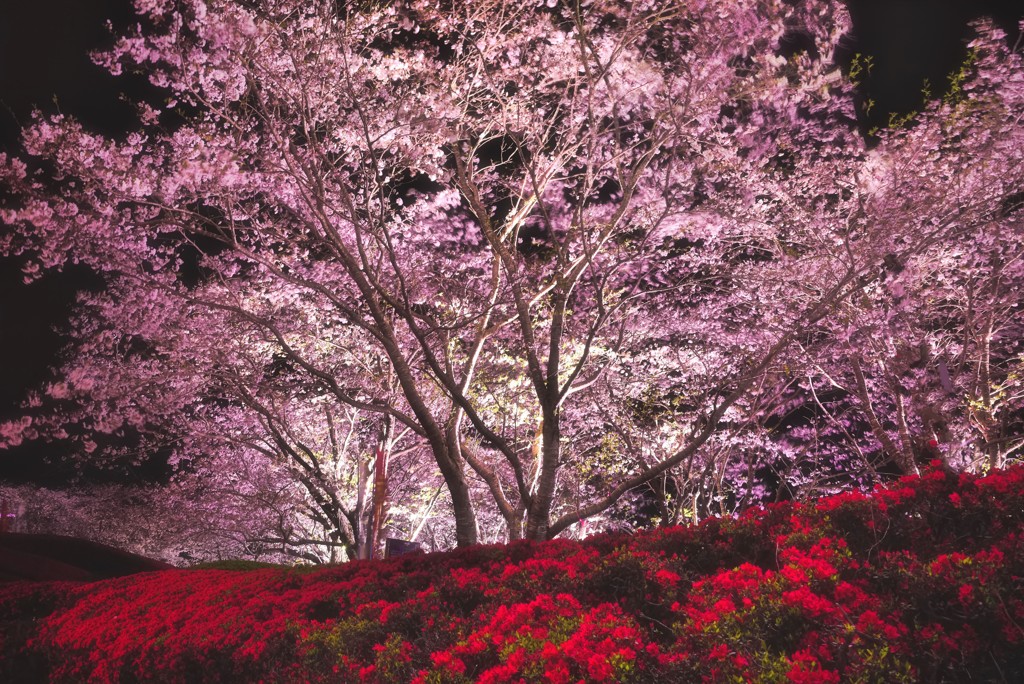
[2,462,1023,682]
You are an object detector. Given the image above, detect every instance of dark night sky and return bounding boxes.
[0,0,1022,483]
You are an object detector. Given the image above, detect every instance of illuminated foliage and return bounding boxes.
[0,0,1021,550]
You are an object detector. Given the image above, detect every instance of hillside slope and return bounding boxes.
[0,534,174,582]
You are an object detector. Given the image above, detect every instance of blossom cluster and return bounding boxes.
[2,462,1022,682]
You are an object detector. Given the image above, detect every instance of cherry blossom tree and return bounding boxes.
[2,0,1022,549]
[0,476,293,565]
[762,24,1024,488]
[25,273,444,560]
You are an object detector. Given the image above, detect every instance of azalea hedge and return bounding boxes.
[2,463,1023,683]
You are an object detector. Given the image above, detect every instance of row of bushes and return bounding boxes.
[2,461,1022,682]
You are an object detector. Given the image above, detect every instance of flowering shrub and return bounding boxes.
[2,462,1023,682]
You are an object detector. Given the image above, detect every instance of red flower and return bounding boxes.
[430,650,467,674]
[786,650,840,683]
[781,587,836,618]
[586,653,614,681]
[655,569,682,586]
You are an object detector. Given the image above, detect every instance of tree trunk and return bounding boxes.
[441,426,479,547]
[507,502,526,541]
[446,467,479,547]
[525,409,560,541]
